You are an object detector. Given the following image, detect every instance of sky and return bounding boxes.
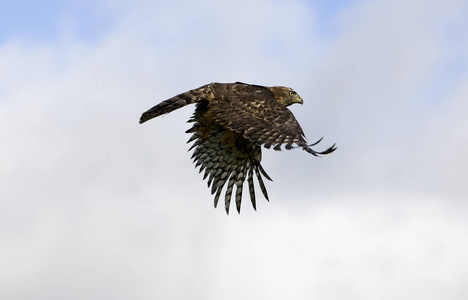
[1,0,467,299]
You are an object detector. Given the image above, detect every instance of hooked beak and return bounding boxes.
[295,98,304,105]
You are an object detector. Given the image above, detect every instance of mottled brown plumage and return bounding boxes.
[140,82,336,214]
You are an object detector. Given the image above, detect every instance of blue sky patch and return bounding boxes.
[0,0,112,44]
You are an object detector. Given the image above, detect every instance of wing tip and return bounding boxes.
[300,138,337,156]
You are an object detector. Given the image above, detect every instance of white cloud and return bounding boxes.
[1,0,467,299]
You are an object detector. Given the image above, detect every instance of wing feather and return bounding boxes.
[207,83,334,155]
[187,101,271,214]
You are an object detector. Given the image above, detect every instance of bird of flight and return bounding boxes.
[140,82,336,214]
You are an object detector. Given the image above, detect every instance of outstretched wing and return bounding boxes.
[187,101,271,214]
[208,83,336,156]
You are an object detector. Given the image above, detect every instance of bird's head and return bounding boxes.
[271,86,304,107]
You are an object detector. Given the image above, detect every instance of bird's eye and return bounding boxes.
[289,91,295,96]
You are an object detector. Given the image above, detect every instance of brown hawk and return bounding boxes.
[140,82,336,214]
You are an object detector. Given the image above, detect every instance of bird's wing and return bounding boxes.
[187,101,271,214]
[208,83,336,155]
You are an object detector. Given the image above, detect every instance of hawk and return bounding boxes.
[140,82,336,214]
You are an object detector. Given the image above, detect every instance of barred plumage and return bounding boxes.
[140,82,336,214]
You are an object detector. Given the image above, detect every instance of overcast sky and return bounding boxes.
[1,0,467,299]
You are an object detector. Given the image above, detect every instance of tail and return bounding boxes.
[139,83,214,124]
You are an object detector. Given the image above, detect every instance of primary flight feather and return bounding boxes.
[140,82,336,214]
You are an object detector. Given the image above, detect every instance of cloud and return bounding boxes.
[1,0,467,299]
